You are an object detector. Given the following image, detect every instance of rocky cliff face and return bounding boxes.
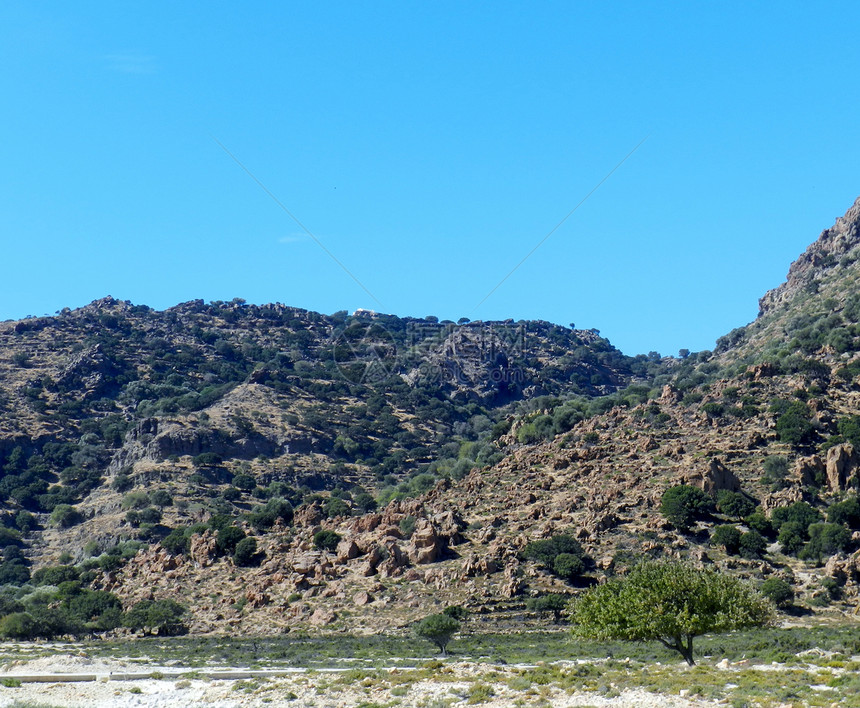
[759,196,860,317]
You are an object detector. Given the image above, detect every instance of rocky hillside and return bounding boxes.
[2,198,860,638]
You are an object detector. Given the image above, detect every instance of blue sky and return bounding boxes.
[2,2,859,357]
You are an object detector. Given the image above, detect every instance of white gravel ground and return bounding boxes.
[0,654,724,708]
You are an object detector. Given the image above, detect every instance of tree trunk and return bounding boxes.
[679,635,695,666]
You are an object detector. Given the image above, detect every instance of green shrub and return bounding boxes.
[161,526,192,555]
[745,511,773,537]
[521,534,587,581]
[799,523,852,561]
[216,525,245,554]
[775,401,816,446]
[233,536,258,567]
[553,553,585,580]
[761,577,794,608]
[124,599,188,636]
[771,501,821,533]
[313,529,341,552]
[716,490,756,520]
[526,594,568,622]
[828,497,860,528]
[0,612,35,639]
[762,456,790,490]
[660,485,713,531]
[49,504,83,528]
[711,525,741,554]
[739,530,767,559]
[122,491,150,510]
[778,522,807,555]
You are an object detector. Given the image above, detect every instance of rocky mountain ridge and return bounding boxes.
[2,197,860,637]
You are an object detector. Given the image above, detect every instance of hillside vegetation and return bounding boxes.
[0,198,860,638]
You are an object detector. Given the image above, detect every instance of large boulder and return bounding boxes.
[826,443,859,492]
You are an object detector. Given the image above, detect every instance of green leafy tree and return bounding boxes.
[553,553,585,580]
[124,599,188,636]
[568,561,773,665]
[778,521,807,555]
[526,594,568,623]
[521,534,587,582]
[827,497,860,528]
[738,530,767,559]
[443,605,468,621]
[715,490,756,521]
[744,511,773,537]
[233,536,258,566]
[660,485,713,532]
[771,502,821,533]
[711,525,741,554]
[798,523,852,561]
[216,525,245,554]
[775,401,815,446]
[414,613,460,656]
[0,612,35,639]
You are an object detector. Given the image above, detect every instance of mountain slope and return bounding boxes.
[2,197,860,637]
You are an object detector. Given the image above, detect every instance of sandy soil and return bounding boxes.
[0,654,721,708]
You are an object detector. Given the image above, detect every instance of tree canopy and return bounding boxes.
[414,613,460,656]
[568,560,773,665]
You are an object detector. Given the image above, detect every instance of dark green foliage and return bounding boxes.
[193,452,222,468]
[491,419,513,440]
[216,525,245,554]
[761,577,794,608]
[716,490,756,520]
[0,561,30,585]
[521,534,588,581]
[222,486,242,501]
[526,594,568,623]
[14,511,37,533]
[313,529,341,551]
[739,530,767,559]
[778,522,807,555]
[247,497,293,531]
[660,485,714,531]
[837,415,860,446]
[150,489,173,508]
[553,553,585,580]
[324,496,351,518]
[353,490,377,512]
[161,526,193,555]
[414,613,460,656]
[124,599,188,636]
[711,525,742,554]
[827,496,860,528]
[233,536,258,566]
[49,504,84,528]
[122,491,150,510]
[771,501,821,533]
[232,473,256,492]
[0,612,35,639]
[774,401,816,446]
[443,605,468,621]
[112,472,133,492]
[798,523,852,560]
[744,511,773,537]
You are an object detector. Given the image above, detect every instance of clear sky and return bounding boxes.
[2,2,859,357]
